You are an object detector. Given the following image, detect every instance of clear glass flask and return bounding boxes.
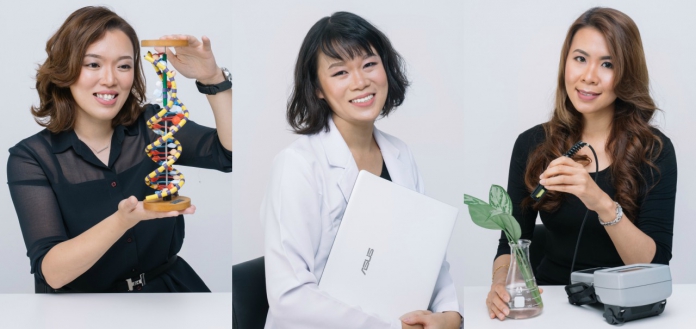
[505,239,543,319]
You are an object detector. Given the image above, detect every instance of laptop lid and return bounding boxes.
[318,170,458,321]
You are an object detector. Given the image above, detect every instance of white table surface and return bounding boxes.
[463,285,691,328]
[0,292,231,329]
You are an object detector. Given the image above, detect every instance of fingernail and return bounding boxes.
[539,179,545,184]
[498,313,504,320]
[402,317,410,323]
[504,308,510,315]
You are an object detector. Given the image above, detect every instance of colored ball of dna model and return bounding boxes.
[141,44,191,211]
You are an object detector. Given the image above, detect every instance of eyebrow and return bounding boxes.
[328,61,345,69]
[573,49,611,60]
[84,54,134,61]
[327,53,378,69]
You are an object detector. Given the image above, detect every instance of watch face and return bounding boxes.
[221,67,232,82]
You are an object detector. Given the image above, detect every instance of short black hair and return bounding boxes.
[287,12,409,135]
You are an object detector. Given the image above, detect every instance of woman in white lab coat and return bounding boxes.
[262,12,462,329]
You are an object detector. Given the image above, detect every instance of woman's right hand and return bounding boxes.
[116,196,196,228]
[486,282,510,320]
[400,310,428,329]
[486,282,544,320]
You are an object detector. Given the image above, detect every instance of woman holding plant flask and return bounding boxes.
[262,12,462,329]
[486,7,677,320]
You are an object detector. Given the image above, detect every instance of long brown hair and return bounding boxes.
[31,6,146,133]
[523,7,662,222]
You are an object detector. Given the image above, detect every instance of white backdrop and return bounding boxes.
[231,0,696,295]
[0,0,233,293]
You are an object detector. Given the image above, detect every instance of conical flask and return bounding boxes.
[505,239,543,319]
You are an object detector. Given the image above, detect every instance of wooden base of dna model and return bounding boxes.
[144,195,191,212]
[141,39,191,212]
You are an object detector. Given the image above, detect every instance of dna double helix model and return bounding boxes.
[143,51,189,203]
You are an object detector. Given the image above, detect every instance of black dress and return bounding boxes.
[495,124,677,285]
[7,104,232,292]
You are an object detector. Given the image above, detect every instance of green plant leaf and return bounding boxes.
[492,213,521,242]
[467,204,504,230]
[487,209,506,228]
[489,213,511,239]
[508,215,521,241]
[489,185,513,215]
[463,194,487,206]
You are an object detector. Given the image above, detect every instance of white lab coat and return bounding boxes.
[262,117,461,329]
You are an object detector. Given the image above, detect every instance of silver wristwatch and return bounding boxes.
[599,201,623,226]
[221,67,232,86]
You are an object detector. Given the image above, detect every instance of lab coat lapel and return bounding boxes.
[319,117,359,203]
[374,127,416,191]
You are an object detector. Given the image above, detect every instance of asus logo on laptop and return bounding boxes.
[362,248,374,275]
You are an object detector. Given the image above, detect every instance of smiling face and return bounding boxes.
[564,27,617,117]
[315,48,388,129]
[69,29,134,126]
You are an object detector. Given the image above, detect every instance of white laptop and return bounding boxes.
[318,170,458,321]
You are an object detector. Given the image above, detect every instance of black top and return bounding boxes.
[495,124,677,285]
[380,160,392,181]
[7,104,232,292]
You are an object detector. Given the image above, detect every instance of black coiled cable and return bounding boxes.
[568,144,599,283]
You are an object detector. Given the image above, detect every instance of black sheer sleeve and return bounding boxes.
[636,132,677,264]
[143,104,232,172]
[7,105,228,292]
[7,139,68,280]
[495,126,544,259]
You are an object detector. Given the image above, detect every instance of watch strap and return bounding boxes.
[196,67,232,95]
[196,79,232,95]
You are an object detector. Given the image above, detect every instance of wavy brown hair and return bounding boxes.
[31,6,146,133]
[523,7,662,222]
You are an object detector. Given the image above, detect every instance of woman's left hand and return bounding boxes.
[154,35,223,84]
[539,156,610,212]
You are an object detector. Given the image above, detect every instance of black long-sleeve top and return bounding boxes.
[495,124,677,285]
[7,104,232,292]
